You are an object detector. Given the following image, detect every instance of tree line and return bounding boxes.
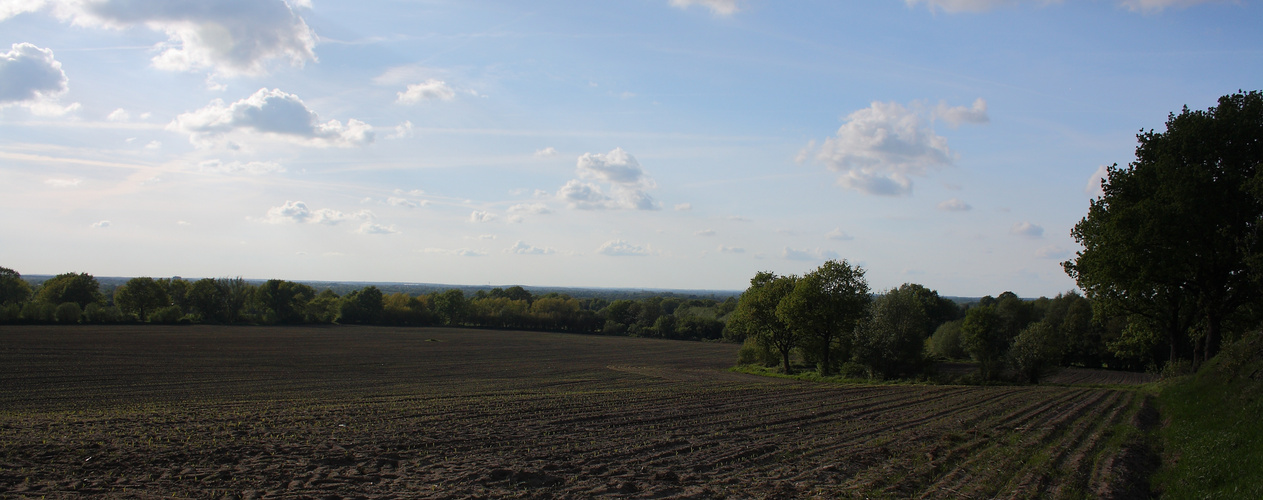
[0,268,733,340]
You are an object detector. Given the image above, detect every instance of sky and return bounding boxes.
[1,0,1260,297]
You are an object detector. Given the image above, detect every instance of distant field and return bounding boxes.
[0,326,1151,498]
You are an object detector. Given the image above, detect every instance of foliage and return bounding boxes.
[114,277,171,321]
[728,271,800,373]
[255,279,316,324]
[1067,91,1263,366]
[35,272,104,308]
[53,302,82,324]
[148,305,184,324]
[1007,321,1065,384]
[339,286,384,325]
[0,266,32,305]
[83,303,123,323]
[777,260,870,374]
[960,305,1008,380]
[853,284,931,379]
[927,320,966,360]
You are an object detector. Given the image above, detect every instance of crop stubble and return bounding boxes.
[0,326,1150,499]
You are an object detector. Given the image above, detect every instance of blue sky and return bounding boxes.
[1,0,1259,297]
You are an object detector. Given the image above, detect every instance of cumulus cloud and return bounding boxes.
[802,99,987,196]
[396,79,456,104]
[385,197,422,208]
[1086,165,1109,198]
[934,98,989,128]
[3,0,317,77]
[171,88,374,148]
[718,245,745,254]
[783,247,841,261]
[534,147,558,158]
[106,108,129,121]
[469,210,496,223]
[938,198,972,211]
[674,203,692,211]
[197,159,286,175]
[1012,221,1044,238]
[669,0,739,15]
[91,220,111,228]
[0,42,77,114]
[598,239,652,257]
[506,203,551,222]
[505,240,556,255]
[422,248,486,257]
[356,222,398,235]
[386,120,414,140]
[557,148,660,210]
[257,200,372,225]
[826,228,855,241]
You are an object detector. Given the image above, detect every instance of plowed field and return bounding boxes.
[0,326,1152,499]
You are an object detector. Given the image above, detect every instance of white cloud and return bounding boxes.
[44,177,82,188]
[534,147,558,158]
[718,245,745,254]
[469,210,496,223]
[477,234,496,240]
[826,228,855,241]
[356,222,398,235]
[257,200,371,225]
[783,247,841,261]
[0,43,76,113]
[937,198,972,211]
[7,0,317,77]
[669,0,739,16]
[1036,245,1069,259]
[597,239,652,256]
[558,148,660,210]
[198,159,286,175]
[1086,165,1109,198]
[171,88,374,148]
[396,79,455,104]
[106,108,130,122]
[933,98,989,128]
[386,197,420,208]
[505,240,556,255]
[695,229,716,236]
[386,120,414,140]
[674,203,692,211]
[144,140,162,150]
[508,203,551,215]
[422,248,486,257]
[91,220,110,228]
[804,99,986,196]
[1011,221,1044,238]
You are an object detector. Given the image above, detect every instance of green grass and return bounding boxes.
[1154,332,1263,499]
[728,364,933,385]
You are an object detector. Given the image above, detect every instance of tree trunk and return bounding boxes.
[818,333,832,375]
[781,347,793,374]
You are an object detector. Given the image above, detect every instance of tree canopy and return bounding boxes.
[1066,90,1263,366]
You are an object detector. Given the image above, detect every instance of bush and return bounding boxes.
[54,302,82,324]
[0,303,19,323]
[737,337,778,366]
[927,320,966,359]
[21,301,56,323]
[1008,321,1064,384]
[83,303,123,323]
[148,305,183,324]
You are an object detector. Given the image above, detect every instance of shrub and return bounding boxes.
[1008,321,1064,384]
[0,303,19,323]
[737,336,778,366]
[148,305,183,324]
[54,302,82,324]
[83,303,123,323]
[927,320,966,359]
[21,301,56,323]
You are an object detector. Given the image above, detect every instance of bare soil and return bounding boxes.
[0,326,1150,498]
